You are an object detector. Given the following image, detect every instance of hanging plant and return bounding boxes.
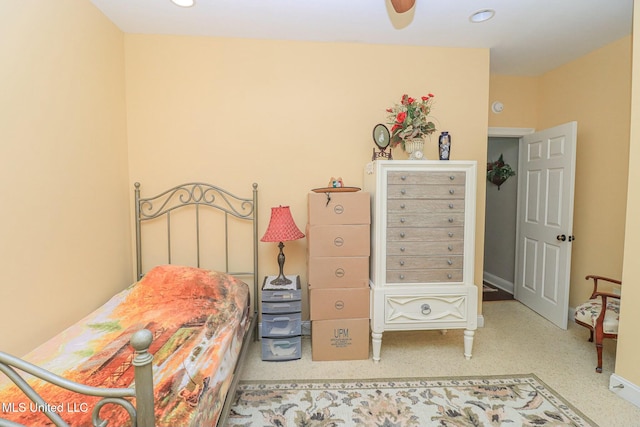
[487,154,516,190]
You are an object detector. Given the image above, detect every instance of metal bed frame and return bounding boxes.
[0,181,259,427]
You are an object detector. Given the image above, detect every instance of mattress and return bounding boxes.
[0,264,250,427]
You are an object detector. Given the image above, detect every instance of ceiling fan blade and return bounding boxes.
[390,0,416,14]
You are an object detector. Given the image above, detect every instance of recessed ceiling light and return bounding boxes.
[171,0,195,7]
[469,9,495,23]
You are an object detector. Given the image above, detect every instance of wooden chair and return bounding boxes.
[574,275,622,373]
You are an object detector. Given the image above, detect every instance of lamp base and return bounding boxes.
[269,274,293,286]
[269,241,292,286]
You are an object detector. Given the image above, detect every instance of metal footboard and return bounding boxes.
[0,329,155,427]
[1,182,259,427]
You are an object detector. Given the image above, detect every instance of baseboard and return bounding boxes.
[610,373,640,409]
[483,272,514,294]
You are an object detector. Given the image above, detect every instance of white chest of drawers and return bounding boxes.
[364,160,478,362]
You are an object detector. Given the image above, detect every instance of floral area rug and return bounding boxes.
[225,374,597,426]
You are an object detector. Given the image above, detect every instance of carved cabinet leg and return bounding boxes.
[463,329,475,360]
[372,331,383,362]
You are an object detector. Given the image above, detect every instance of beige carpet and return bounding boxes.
[226,374,597,426]
[238,301,640,427]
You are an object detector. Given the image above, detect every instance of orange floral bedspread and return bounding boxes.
[0,265,250,427]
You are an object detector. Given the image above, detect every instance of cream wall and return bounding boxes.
[488,75,539,129]
[489,33,639,391]
[488,36,632,309]
[124,35,489,318]
[537,36,631,307]
[617,0,640,389]
[0,1,131,356]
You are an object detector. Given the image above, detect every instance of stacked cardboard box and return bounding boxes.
[306,191,370,361]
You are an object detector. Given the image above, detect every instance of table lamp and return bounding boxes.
[261,206,305,286]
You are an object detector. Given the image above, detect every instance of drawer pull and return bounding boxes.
[447,259,453,265]
[421,304,432,315]
[400,203,406,209]
[447,274,453,279]
[449,203,454,209]
[449,175,455,181]
[401,175,407,181]
[400,217,406,223]
[448,232,454,237]
[335,268,345,278]
[448,217,454,223]
[449,189,455,195]
[401,189,406,195]
[399,260,405,266]
[448,245,453,251]
[400,247,406,252]
[400,232,406,238]
[399,274,405,280]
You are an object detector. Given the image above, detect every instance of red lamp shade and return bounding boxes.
[261,206,304,286]
[261,206,305,243]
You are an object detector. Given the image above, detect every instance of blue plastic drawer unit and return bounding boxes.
[262,312,302,337]
[262,300,302,314]
[261,275,302,361]
[261,337,302,361]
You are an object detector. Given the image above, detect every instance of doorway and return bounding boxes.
[483,136,519,300]
[483,123,577,329]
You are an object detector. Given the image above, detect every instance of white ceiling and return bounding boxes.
[89,0,633,76]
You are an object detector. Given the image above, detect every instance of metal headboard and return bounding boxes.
[134,181,259,295]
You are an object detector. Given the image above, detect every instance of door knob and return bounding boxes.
[556,234,566,241]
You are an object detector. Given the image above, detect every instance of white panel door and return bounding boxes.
[514,122,577,329]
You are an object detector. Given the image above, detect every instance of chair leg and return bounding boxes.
[595,343,603,373]
[588,330,594,343]
[595,327,604,373]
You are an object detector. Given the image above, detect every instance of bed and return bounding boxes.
[0,182,259,427]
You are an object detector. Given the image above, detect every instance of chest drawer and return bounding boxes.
[384,293,469,324]
[386,255,463,270]
[387,171,466,185]
[387,199,465,213]
[386,269,462,283]
[387,184,465,199]
[387,226,463,242]
[387,240,464,255]
[387,213,465,228]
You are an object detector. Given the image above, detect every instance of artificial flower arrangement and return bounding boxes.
[386,93,437,150]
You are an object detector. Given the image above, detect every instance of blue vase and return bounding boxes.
[439,131,451,160]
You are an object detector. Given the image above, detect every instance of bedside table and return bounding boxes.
[261,275,302,361]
